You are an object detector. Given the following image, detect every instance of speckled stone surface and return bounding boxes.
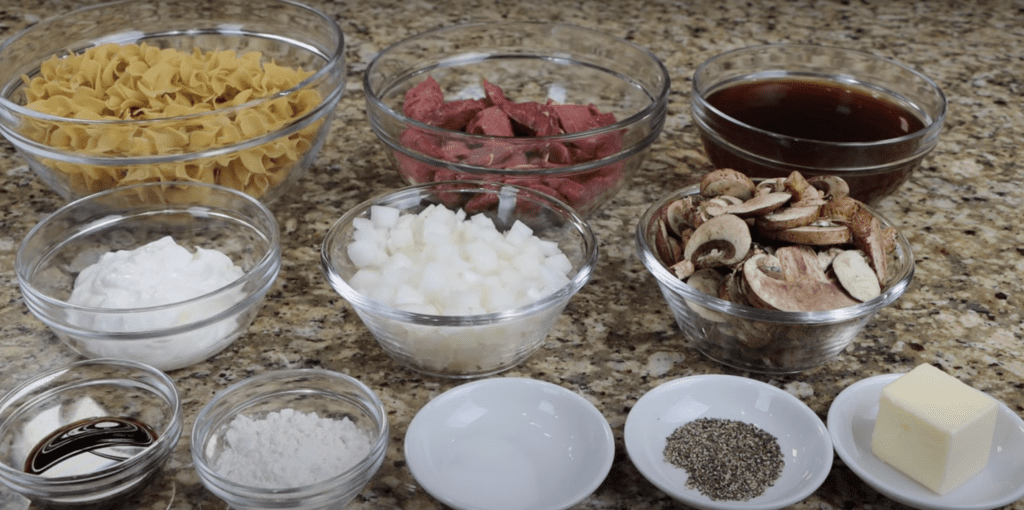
[1,0,1022,508]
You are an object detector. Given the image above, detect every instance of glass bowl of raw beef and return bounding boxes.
[363,21,670,217]
[320,180,598,378]
[15,181,281,371]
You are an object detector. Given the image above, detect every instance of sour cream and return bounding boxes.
[70,236,244,309]
[67,236,246,370]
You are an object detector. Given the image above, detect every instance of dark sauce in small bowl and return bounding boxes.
[25,417,158,477]
[708,79,926,143]
[697,77,936,204]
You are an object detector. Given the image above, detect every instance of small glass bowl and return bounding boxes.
[0,0,345,203]
[0,359,182,508]
[321,180,598,378]
[191,369,389,510]
[16,181,281,371]
[363,21,670,216]
[691,44,946,205]
[635,184,915,373]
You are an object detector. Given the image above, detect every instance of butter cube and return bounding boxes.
[870,363,998,495]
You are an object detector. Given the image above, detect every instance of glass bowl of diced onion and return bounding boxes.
[320,180,599,378]
[0,0,345,204]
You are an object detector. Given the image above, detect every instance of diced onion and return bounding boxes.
[347,204,573,315]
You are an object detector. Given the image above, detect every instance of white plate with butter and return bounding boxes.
[828,373,1024,510]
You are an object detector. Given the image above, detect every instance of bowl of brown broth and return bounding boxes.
[691,44,946,205]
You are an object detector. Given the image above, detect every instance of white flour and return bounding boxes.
[212,408,373,488]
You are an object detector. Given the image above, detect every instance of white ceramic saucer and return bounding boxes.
[624,374,833,510]
[404,377,614,510]
[827,373,1024,510]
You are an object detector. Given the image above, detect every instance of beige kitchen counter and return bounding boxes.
[1,0,1022,508]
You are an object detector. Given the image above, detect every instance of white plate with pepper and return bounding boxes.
[624,374,833,510]
[828,373,1024,510]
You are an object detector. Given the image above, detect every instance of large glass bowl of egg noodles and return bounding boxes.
[0,0,345,203]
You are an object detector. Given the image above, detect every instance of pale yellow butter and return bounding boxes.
[870,363,998,495]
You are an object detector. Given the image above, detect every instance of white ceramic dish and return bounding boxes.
[404,377,614,510]
[624,374,833,510]
[827,373,1024,510]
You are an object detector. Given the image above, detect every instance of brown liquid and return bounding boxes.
[25,416,158,477]
[700,77,930,204]
[706,78,925,142]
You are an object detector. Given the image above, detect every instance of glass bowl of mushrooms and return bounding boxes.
[635,169,915,373]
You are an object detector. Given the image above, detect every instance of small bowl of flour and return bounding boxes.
[190,369,388,509]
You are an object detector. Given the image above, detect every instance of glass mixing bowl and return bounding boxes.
[0,0,346,203]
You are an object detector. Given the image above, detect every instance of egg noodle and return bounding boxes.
[21,42,322,198]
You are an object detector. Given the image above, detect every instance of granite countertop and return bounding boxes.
[1,0,1022,508]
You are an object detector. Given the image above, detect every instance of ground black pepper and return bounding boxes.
[663,417,784,501]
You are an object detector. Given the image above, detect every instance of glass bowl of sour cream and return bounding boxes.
[15,181,281,371]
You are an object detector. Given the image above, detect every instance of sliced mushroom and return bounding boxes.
[653,219,683,266]
[832,250,882,302]
[683,214,752,268]
[790,193,828,209]
[819,196,863,222]
[849,207,888,283]
[740,264,776,310]
[703,196,741,217]
[685,268,727,322]
[670,259,696,279]
[653,170,897,314]
[742,253,860,312]
[758,223,852,245]
[775,245,831,284]
[665,197,701,235]
[783,171,821,204]
[723,192,793,218]
[719,271,750,306]
[755,177,786,196]
[816,246,846,272]
[687,268,724,297]
[700,168,756,200]
[882,226,898,254]
[807,175,851,200]
[754,205,822,231]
